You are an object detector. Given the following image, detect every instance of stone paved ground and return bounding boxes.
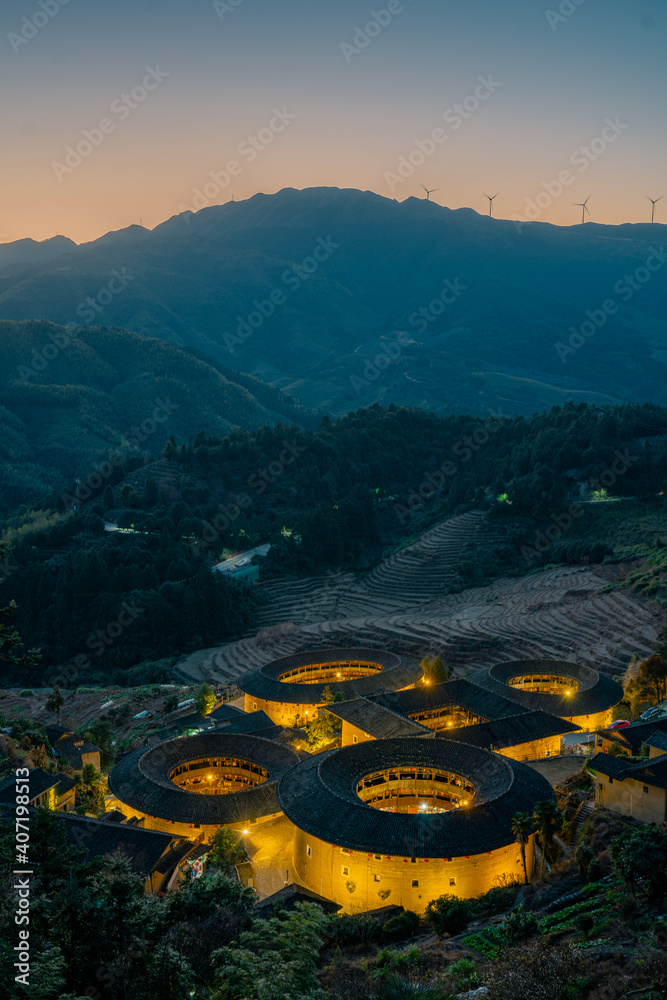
[525,755,585,787]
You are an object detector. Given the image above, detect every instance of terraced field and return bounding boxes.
[190,512,663,686]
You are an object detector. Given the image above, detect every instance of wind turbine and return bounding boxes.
[574,196,591,224]
[648,195,662,223]
[421,184,439,201]
[485,192,499,217]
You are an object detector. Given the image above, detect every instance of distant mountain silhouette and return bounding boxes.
[0,187,665,415]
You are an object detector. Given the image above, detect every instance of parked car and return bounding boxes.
[640,706,667,721]
[608,719,630,729]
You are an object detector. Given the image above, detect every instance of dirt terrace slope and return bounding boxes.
[190,513,663,686]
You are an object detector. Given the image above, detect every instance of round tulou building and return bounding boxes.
[108,732,301,839]
[277,736,553,913]
[469,659,623,730]
[238,647,421,727]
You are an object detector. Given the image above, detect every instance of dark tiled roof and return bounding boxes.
[589,751,667,790]
[254,884,342,914]
[218,711,281,736]
[595,717,667,753]
[646,731,667,754]
[0,768,64,804]
[108,732,301,825]
[238,647,420,705]
[277,737,553,858]
[368,679,531,722]
[45,725,73,745]
[51,811,179,877]
[54,738,100,768]
[588,752,632,779]
[172,713,217,733]
[325,699,434,739]
[436,711,580,750]
[469,660,623,717]
[210,704,245,723]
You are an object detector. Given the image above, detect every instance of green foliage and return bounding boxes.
[211,902,328,1000]
[382,910,420,941]
[420,654,451,685]
[503,905,539,944]
[533,799,564,878]
[511,811,533,884]
[610,825,667,897]
[163,693,179,712]
[446,957,480,992]
[82,718,115,771]
[375,977,454,999]
[45,684,64,723]
[75,762,105,814]
[207,826,246,869]
[195,682,216,715]
[425,894,473,937]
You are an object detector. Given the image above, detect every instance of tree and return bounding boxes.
[75,763,104,815]
[637,655,667,704]
[46,685,65,724]
[532,800,563,878]
[208,827,246,869]
[195,683,216,715]
[164,694,179,713]
[0,543,41,673]
[511,811,533,884]
[610,825,667,898]
[420,654,450,685]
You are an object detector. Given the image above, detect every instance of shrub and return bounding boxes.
[447,957,479,992]
[382,910,420,941]
[610,825,667,897]
[575,844,595,880]
[577,912,594,936]
[426,895,473,937]
[19,690,34,697]
[503,905,539,944]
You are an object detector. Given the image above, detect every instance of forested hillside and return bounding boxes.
[1,401,666,687]
[0,319,313,510]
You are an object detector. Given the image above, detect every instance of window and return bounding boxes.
[341,865,350,877]
[374,854,382,860]
[449,877,457,887]
[410,857,417,864]
[353,735,358,744]
[412,880,419,888]
[374,874,381,883]
[643,786,649,794]
[608,777,613,784]
[306,844,312,857]
[253,703,257,710]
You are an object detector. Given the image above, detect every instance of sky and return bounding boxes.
[1,0,665,244]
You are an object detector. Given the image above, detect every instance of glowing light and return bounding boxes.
[566,690,571,695]
[463,800,468,805]
[243,829,248,835]
[419,803,427,810]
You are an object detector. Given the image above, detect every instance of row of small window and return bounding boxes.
[339,865,456,887]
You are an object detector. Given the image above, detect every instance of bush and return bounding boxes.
[503,905,539,944]
[382,910,420,941]
[447,957,479,992]
[575,844,595,880]
[19,689,34,697]
[610,825,667,897]
[425,895,473,937]
[577,912,594,936]
[328,912,382,946]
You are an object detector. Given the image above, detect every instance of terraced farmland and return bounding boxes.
[189,512,663,687]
